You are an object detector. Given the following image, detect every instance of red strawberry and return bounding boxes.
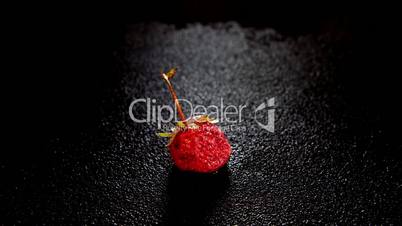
[158,68,232,173]
[169,118,231,173]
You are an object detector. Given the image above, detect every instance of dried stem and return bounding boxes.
[161,70,186,122]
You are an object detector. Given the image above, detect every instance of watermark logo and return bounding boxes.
[129,97,276,132]
[254,98,275,132]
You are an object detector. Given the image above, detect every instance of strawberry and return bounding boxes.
[158,68,232,173]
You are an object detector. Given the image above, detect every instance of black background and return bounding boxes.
[6,2,402,164]
[3,1,402,224]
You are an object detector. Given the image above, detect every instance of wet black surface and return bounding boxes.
[2,22,402,224]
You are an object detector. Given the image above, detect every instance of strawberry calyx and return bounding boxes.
[157,115,218,146]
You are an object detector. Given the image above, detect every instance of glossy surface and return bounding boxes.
[2,22,402,225]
